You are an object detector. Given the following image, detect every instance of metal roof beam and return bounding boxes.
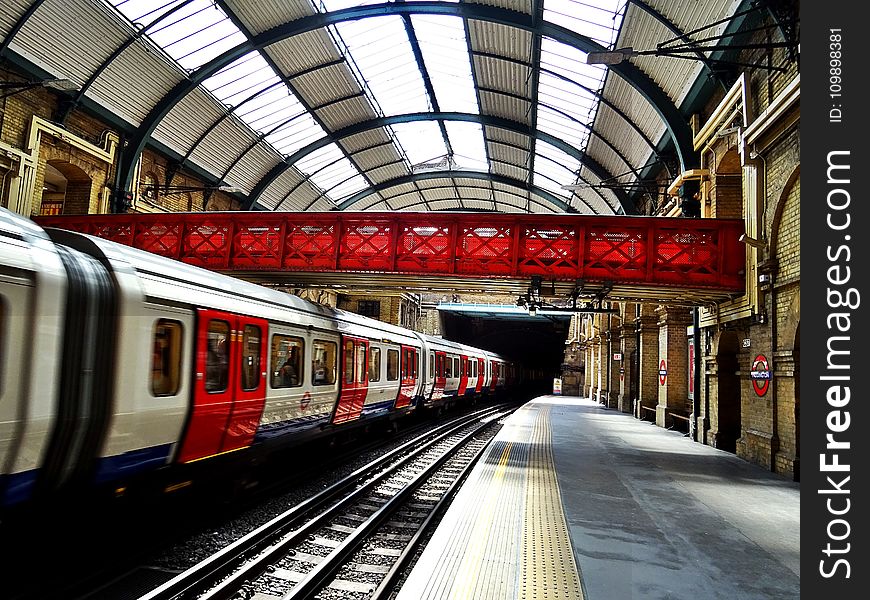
[336,170,574,213]
[114,1,693,211]
[526,0,544,213]
[245,111,625,213]
[358,183,557,213]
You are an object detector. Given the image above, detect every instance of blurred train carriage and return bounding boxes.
[0,207,521,509]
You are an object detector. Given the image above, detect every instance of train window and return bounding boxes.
[369,347,381,382]
[151,319,182,396]
[453,357,459,377]
[240,325,262,391]
[271,334,304,389]
[429,354,434,379]
[344,340,354,384]
[387,349,399,381]
[356,343,367,384]
[205,320,230,392]
[313,340,337,385]
[444,356,452,378]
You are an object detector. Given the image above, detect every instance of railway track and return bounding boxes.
[137,404,512,600]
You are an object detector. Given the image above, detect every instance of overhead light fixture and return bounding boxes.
[0,77,81,100]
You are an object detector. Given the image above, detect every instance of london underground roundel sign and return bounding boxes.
[658,359,667,385]
[750,354,771,396]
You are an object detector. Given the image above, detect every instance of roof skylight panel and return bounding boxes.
[536,106,590,149]
[110,0,189,27]
[534,142,585,189]
[333,16,430,116]
[327,173,369,201]
[444,122,488,172]
[142,0,247,70]
[537,72,598,117]
[295,144,366,200]
[543,0,624,47]
[390,121,448,167]
[412,15,480,114]
[265,111,327,156]
[203,56,278,107]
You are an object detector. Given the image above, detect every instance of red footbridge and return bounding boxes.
[35,212,747,304]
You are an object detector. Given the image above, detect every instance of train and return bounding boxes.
[0,207,526,509]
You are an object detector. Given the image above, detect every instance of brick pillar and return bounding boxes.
[656,307,693,428]
[590,335,601,401]
[605,325,620,409]
[582,343,594,398]
[618,323,636,413]
[636,311,659,420]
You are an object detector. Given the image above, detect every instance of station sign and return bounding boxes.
[659,359,667,385]
[613,352,622,361]
[750,354,771,396]
[553,378,562,395]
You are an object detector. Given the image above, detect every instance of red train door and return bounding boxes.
[396,345,417,409]
[490,361,499,391]
[178,309,267,464]
[432,351,446,402]
[334,336,369,424]
[458,354,469,396]
[475,358,484,392]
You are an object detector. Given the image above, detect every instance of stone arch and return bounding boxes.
[769,165,800,259]
[713,329,741,453]
[44,160,92,215]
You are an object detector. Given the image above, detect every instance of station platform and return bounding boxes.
[397,396,800,600]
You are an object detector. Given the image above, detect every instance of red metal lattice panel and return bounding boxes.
[232,224,283,269]
[283,222,338,270]
[181,219,232,268]
[654,227,719,285]
[395,224,454,273]
[583,226,649,280]
[132,221,183,259]
[339,219,394,271]
[517,225,579,277]
[457,224,513,275]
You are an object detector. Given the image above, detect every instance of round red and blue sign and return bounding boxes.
[750,354,771,396]
[301,391,311,410]
[658,359,667,385]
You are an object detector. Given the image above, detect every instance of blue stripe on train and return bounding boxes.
[93,444,173,484]
[0,470,38,506]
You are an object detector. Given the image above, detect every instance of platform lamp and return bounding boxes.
[0,77,80,100]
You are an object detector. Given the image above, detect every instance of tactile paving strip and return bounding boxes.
[396,401,582,600]
[522,404,584,600]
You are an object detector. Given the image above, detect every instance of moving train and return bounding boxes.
[0,207,520,509]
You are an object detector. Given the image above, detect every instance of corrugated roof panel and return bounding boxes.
[315,95,377,131]
[453,177,492,189]
[388,193,424,210]
[13,0,129,86]
[267,31,342,76]
[225,142,282,194]
[429,199,461,211]
[366,162,410,184]
[279,180,323,212]
[257,168,308,210]
[467,0,532,15]
[457,186,493,200]
[353,145,404,171]
[340,129,393,154]
[153,88,227,156]
[190,115,259,176]
[308,197,338,211]
[544,0,623,47]
[90,39,185,127]
[0,1,31,42]
[494,189,527,209]
[485,126,531,149]
[479,90,532,124]
[223,0,314,35]
[293,62,361,107]
[382,183,418,198]
[585,137,632,187]
[492,162,529,183]
[593,103,651,173]
[422,187,457,202]
[474,55,532,97]
[463,198,494,211]
[361,198,390,211]
[488,140,529,168]
[600,76,664,144]
[467,20,532,61]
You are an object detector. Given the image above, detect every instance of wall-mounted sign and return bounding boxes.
[750,354,771,396]
[553,378,562,395]
[688,337,695,401]
[613,352,622,361]
[742,338,751,348]
[659,359,668,385]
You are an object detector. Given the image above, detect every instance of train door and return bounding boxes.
[475,358,484,392]
[334,336,369,424]
[432,351,447,402]
[490,361,499,392]
[178,309,267,463]
[396,345,418,409]
[458,355,469,396]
